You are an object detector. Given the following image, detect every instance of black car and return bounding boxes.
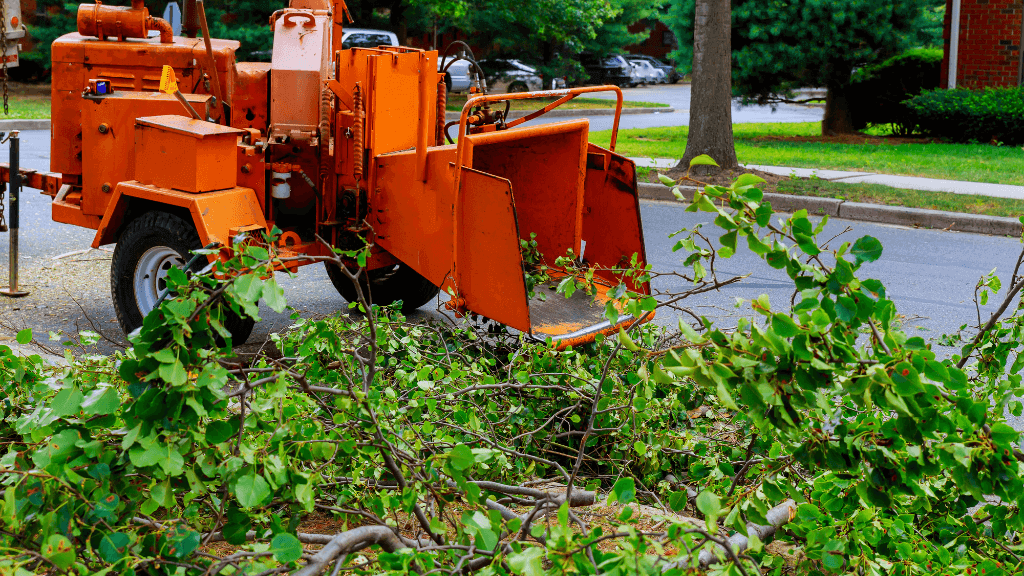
[577,54,634,87]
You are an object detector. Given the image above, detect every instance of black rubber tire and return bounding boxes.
[508,81,529,93]
[110,211,256,344]
[325,261,439,313]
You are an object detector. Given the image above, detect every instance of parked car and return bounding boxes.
[628,58,666,85]
[577,53,633,87]
[479,58,566,93]
[627,54,679,83]
[340,28,473,92]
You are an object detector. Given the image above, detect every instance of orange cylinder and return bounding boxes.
[76,2,172,43]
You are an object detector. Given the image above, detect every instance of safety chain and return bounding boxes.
[1,0,8,115]
[0,132,7,232]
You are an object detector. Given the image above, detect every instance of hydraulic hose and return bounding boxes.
[352,86,365,182]
[435,77,447,146]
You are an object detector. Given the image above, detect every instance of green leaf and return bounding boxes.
[206,420,239,445]
[771,314,802,337]
[851,236,883,264]
[16,329,31,345]
[732,173,766,188]
[235,473,271,508]
[81,387,120,416]
[658,173,675,186]
[99,532,130,562]
[447,444,475,471]
[609,477,636,504]
[262,278,287,313]
[618,328,639,351]
[696,491,721,517]
[509,546,546,576]
[270,533,303,563]
[41,534,75,569]
[689,154,719,168]
[159,359,187,386]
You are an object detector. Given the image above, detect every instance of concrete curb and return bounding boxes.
[0,119,50,131]
[637,182,1023,237]
[444,107,672,122]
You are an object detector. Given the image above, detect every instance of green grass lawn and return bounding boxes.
[4,93,49,120]
[446,94,669,112]
[592,123,1024,185]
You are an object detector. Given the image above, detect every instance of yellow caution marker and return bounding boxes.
[160,65,203,121]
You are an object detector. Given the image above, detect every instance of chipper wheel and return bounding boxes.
[325,261,439,313]
[110,211,256,344]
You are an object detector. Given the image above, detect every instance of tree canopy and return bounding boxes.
[664,0,939,132]
[20,0,662,80]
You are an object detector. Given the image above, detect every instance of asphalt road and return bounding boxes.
[1,127,1019,361]
[528,83,825,131]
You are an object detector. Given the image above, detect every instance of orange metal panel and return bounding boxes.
[232,63,270,132]
[53,198,102,230]
[372,146,457,287]
[133,115,243,193]
[50,33,238,177]
[582,144,650,294]
[369,50,436,158]
[454,167,530,331]
[270,10,330,139]
[466,120,589,265]
[93,182,267,249]
[80,92,213,216]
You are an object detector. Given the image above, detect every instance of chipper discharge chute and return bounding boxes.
[0,0,651,348]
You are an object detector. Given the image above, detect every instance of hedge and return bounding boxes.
[906,86,1024,144]
[847,47,943,134]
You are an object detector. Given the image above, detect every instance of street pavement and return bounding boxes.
[526,83,825,130]
[1,128,1020,364]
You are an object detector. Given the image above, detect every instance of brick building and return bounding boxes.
[625,19,676,60]
[942,0,1024,88]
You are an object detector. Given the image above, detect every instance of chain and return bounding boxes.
[1,0,9,115]
[0,131,7,232]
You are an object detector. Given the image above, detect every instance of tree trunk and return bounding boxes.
[821,63,856,135]
[391,0,408,45]
[678,0,738,175]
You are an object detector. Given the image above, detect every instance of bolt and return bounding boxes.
[101,183,111,193]
[98,123,109,134]
[241,163,251,174]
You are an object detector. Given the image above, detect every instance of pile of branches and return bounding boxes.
[3,166,1024,575]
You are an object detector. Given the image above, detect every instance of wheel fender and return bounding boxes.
[92,181,268,251]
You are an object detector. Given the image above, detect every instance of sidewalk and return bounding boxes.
[629,157,1024,201]
[629,157,1024,237]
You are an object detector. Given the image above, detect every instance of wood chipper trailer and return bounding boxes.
[0,0,650,347]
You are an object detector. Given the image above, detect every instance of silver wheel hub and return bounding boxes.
[134,246,185,316]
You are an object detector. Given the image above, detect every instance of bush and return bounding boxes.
[907,86,1024,144]
[847,47,943,134]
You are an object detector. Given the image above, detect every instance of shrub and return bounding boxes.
[847,47,943,134]
[907,86,1024,144]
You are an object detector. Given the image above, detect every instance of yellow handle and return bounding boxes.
[159,65,178,95]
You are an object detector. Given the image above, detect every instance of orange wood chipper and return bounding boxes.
[0,0,650,347]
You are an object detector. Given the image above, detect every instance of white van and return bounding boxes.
[340,28,473,92]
